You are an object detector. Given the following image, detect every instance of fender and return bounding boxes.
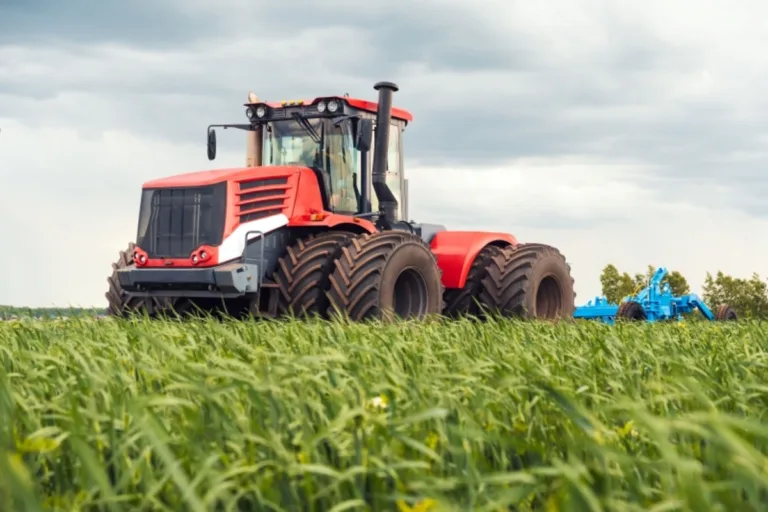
[288,212,377,234]
[430,231,518,289]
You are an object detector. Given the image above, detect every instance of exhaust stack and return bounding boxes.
[371,81,399,225]
[245,91,263,167]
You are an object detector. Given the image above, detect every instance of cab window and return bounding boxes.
[370,122,403,221]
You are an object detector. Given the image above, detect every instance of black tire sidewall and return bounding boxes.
[619,301,646,320]
[523,253,575,317]
[630,304,646,320]
[378,241,443,318]
[717,305,737,321]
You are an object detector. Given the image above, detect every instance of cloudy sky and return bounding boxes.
[2,0,768,308]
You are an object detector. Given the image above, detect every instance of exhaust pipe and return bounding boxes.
[371,81,399,225]
[245,91,263,167]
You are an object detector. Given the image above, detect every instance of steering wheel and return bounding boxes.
[286,149,344,170]
[320,149,345,170]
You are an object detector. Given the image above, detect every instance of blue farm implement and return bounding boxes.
[573,266,738,324]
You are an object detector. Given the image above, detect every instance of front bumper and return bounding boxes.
[117,262,261,298]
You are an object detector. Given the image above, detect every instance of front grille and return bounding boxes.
[237,177,289,223]
[136,183,227,258]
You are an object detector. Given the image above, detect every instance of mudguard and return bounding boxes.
[430,231,518,289]
[287,212,377,234]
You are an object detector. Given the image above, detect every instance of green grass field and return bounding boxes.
[1,316,768,511]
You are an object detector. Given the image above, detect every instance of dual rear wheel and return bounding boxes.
[442,242,575,320]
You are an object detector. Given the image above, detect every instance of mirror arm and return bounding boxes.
[207,123,258,132]
[207,123,260,161]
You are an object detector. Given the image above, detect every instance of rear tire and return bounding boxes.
[616,300,647,321]
[326,231,444,321]
[479,243,575,319]
[443,244,505,318]
[715,304,738,321]
[273,231,355,318]
[105,242,179,318]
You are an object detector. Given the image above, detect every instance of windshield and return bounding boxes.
[262,116,359,213]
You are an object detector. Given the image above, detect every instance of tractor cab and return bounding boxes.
[207,88,413,222]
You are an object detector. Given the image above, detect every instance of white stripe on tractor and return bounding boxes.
[217,214,290,263]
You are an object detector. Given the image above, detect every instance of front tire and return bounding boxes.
[272,231,355,318]
[326,231,444,321]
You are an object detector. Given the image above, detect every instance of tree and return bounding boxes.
[599,264,691,303]
[701,271,768,319]
[599,264,635,303]
[664,270,691,296]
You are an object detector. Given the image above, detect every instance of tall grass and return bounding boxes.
[1,316,767,511]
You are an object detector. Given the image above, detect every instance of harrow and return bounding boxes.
[573,266,738,324]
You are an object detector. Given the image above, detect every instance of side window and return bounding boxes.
[327,121,359,213]
[370,122,403,221]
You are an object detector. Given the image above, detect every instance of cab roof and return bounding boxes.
[251,96,413,123]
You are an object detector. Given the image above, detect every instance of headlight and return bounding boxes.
[317,101,327,113]
[327,100,339,113]
[247,105,268,120]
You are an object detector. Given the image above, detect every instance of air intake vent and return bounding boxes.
[237,176,289,223]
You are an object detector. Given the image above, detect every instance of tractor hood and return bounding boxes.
[139,164,326,234]
[135,165,325,265]
[142,166,295,189]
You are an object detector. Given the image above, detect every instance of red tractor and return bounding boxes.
[106,81,575,321]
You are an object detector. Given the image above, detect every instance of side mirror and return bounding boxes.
[355,119,373,152]
[207,128,217,160]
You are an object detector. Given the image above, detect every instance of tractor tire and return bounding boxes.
[506,242,577,300]
[105,242,179,318]
[715,304,738,321]
[442,244,505,318]
[273,231,355,318]
[479,243,575,319]
[616,301,647,321]
[326,231,444,322]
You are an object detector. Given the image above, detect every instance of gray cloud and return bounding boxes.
[0,0,212,47]
[2,2,766,163]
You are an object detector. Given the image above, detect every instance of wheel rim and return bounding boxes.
[393,267,429,319]
[536,276,563,319]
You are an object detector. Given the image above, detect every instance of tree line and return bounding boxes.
[0,305,106,319]
[598,264,768,319]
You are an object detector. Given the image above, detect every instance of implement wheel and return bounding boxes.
[105,242,183,318]
[479,243,575,319]
[326,231,444,321]
[616,301,646,321]
[273,231,355,318]
[715,304,738,321]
